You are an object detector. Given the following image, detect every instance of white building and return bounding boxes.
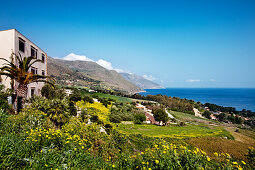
[0,29,47,98]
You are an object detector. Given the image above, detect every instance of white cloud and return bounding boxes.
[60,53,131,74]
[114,68,125,73]
[186,79,201,82]
[143,75,156,81]
[210,79,216,82]
[61,53,94,62]
[96,59,113,70]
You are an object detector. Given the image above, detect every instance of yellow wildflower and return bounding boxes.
[155,160,159,164]
[207,157,210,162]
[233,162,238,165]
[112,165,115,168]
[241,161,246,165]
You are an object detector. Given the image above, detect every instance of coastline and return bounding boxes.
[138,88,255,112]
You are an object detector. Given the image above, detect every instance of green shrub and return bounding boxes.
[134,113,146,124]
[30,98,70,127]
[203,110,212,119]
[247,147,255,168]
[153,108,169,123]
[0,85,12,112]
[41,84,66,99]
[8,107,54,133]
[109,114,122,123]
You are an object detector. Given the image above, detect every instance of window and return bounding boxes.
[42,70,45,76]
[19,38,25,52]
[31,88,35,97]
[31,46,37,58]
[42,54,45,63]
[31,67,37,74]
[31,67,35,74]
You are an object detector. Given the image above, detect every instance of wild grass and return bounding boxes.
[169,110,220,125]
[187,137,254,161]
[117,124,233,139]
[81,91,132,103]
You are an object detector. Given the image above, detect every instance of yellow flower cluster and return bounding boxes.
[117,139,248,170]
[25,128,91,150]
[76,101,112,123]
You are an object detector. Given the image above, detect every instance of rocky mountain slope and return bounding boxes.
[47,57,141,93]
[120,73,163,89]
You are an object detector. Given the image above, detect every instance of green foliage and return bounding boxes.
[134,113,146,124]
[109,102,139,123]
[247,147,255,168]
[203,110,212,119]
[109,114,122,123]
[0,85,12,112]
[29,98,70,127]
[41,84,66,99]
[145,95,194,113]
[68,89,82,102]
[7,107,54,134]
[153,108,169,123]
[82,95,94,103]
[217,113,227,122]
[68,101,77,116]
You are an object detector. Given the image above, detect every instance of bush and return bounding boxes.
[68,89,82,102]
[8,107,54,133]
[41,84,66,99]
[30,98,70,127]
[247,147,255,168]
[153,108,169,123]
[0,85,12,112]
[134,113,146,124]
[83,95,94,103]
[109,114,122,123]
[203,110,211,119]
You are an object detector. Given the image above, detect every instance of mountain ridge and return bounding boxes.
[47,57,141,93]
[120,72,163,89]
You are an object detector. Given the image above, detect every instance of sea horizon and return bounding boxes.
[139,88,255,112]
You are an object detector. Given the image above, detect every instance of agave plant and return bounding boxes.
[0,53,54,111]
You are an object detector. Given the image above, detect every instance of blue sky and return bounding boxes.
[0,0,255,88]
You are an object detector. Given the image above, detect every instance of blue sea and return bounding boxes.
[139,88,255,111]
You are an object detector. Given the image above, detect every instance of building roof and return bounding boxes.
[0,29,47,54]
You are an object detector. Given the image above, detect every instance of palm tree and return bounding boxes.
[0,53,54,111]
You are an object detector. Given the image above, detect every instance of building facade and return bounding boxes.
[0,29,47,98]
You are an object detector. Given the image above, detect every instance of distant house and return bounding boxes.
[210,114,217,120]
[0,29,47,98]
[64,89,73,96]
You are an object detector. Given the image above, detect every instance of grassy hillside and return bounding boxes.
[47,57,141,93]
[117,124,232,139]
[81,91,132,103]
[0,86,254,169]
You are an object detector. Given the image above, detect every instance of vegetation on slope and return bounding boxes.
[0,85,254,169]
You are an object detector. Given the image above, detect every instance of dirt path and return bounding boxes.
[224,126,255,145]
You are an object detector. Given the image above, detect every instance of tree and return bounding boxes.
[41,84,66,100]
[203,111,211,119]
[153,108,169,124]
[217,113,227,122]
[0,53,54,111]
[134,113,146,124]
